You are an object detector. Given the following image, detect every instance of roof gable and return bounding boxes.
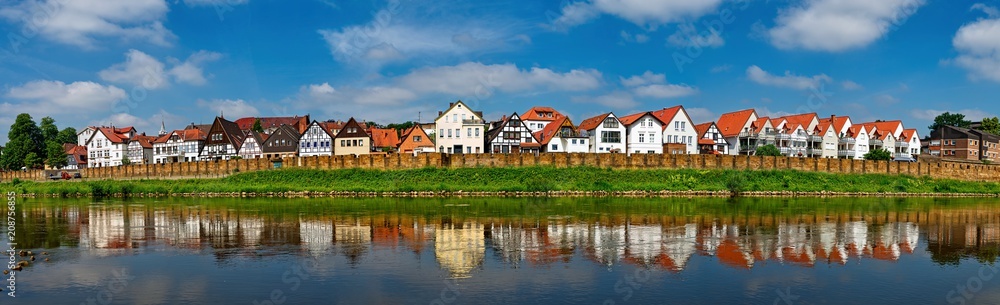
[435,100,483,122]
[334,118,371,139]
[521,106,563,122]
[619,112,663,127]
[578,112,615,131]
[694,122,715,138]
[534,116,575,145]
[716,109,758,137]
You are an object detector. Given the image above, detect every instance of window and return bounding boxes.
[648,150,655,154]
[440,129,444,137]
[447,147,452,153]
[572,139,577,144]
[453,114,457,122]
[467,128,472,137]
[455,128,460,138]
[603,118,619,128]
[414,136,422,142]
[681,122,686,131]
[475,147,480,153]
[504,132,518,140]
[448,129,453,138]
[359,139,364,146]
[475,128,480,137]
[461,114,466,121]
[341,140,346,147]
[466,147,471,154]
[675,122,679,131]
[552,144,558,150]
[673,135,679,143]
[639,133,645,143]
[601,131,621,143]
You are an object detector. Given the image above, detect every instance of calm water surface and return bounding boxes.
[3,197,1000,304]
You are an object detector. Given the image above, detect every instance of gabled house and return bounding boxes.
[261,124,300,159]
[435,101,486,154]
[716,109,760,155]
[578,112,626,153]
[334,118,371,156]
[780,123,809,157]
[521,106,564,133]
[126,135,156,164]
[820,115,853,159]
[779,113,823,157]
[152,126,207,164]
[62,144,87,170]
[369,128,401,153]
[900,129,921,158]
[238,132,267,159]
[652,106,699,154]
[299,120,335,157]
[812,120,839,158]
[694,122,729,154]
[534,115,589,153]
[77,127,97,147]
[840,125,870,159]
[485,113,541,154]
[86,126,135,168]
[619,112,664,155]
[200,116,246,161]
[398,126,435,154]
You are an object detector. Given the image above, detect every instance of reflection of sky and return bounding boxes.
[7,200,1000,304]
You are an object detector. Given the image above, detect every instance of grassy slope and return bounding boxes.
[1,166,998,196]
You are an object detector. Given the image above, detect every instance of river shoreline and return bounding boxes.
[9,190,1000,199]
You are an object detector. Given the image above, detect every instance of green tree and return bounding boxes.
[45,141,68,169]
[122,156,131,166]
[928,112,972,133]
[386,121,417,131]
[57,127,77,144]
[0,113,43,170]
[23,152,42,169]
[864,148,892,161]
[251,119,264,133]
[978,117,1000,136]
[755,144,782,156]
[40,116,59,143]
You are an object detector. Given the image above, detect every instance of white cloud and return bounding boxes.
[99,49,222,88]
[572,91,638,109]
[767,0,925,52]
[710,65,732,73]
[197,99,260,119]
[620,71,666,87]
[910,109,993,122]
[0,0,173,48]
[98,49,169,89]
[548,0,725,30]
[88,110,185,133]
[950,5,1000,83]
[667,23,724,48]
[746,65,832,90]
[7,80,126,112]
[841,80,864,91]
[686,107,715,124]
[620,31,649,44]
[183,0,248,7]
[874,94,899,106]
[972,3,1000,18]
[397,62,603,95]
[633,84,698,99]
[168,51,223,86]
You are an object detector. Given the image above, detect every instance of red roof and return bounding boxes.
[753,117,772,133]
[96,127,132,144]
[819,116,851,134]
[521,106,563,122]
[848,125,865,139]
[698,138,715,145]
[814,120,833,135]
[619,112,661,126]
[370,128,401,148]
[578,113,613,131]
[235,116,310,133]
[154,128,207,144]
[534,115,570,145]
[716,109,757,137]
[650,106,684,130]
[132,135,156,149]
[860,120,904,137]
[63,144,87,165]
[694,122,714,138]
[778,113,818,129]
[901,129,918,141]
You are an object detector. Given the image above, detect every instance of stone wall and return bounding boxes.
[1,153,997,183]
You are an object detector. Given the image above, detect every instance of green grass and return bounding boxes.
[2,166,1000,197]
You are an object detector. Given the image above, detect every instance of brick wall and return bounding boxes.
[2,153,998,183]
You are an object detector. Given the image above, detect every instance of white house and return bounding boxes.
[619,111,664,155]
[125,135,155,164]
[521,106,564,133]
[652,106,699,154]
[77,127,96,147]
[535,116,589,153]
[435,101,486,154]
[200,116,246,161]
[813,121,839,158]
[485,113,541,153]
[716,109,760,155]
[901,129,921,158]
[841,125,870,159]
[299,121,335,157]
[694,122,729,154]
[86,127,134,168]
[152,127,207,164]
[821,115,853,158]
[779,113,822,157]
[579,113,626,153]
[238,132,266,159]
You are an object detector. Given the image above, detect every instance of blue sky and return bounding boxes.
[1,0,998,144]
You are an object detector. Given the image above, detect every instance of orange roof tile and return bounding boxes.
[534,115,571,145]
[717,109,757,137]
[694,122,714,138]
[578,113,612,131]
[650,106,684,129]
[520,106,564,122]
[779,113,818,128]
[619,111,662,126]
[369,128,401,148]
[901,129,918,141]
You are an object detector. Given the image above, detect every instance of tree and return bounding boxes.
[864,148,892,161]
[755,144,782,156]
[46,141,68,169]
[386,121,417,131]
[0,113,43,170]
[978,117,1000,136]
[40,116,59,144]
[23,152,42,169]
[57,127,77,144]
[928,112,971,133]
[251,119,264,133]
[122,156,132,166]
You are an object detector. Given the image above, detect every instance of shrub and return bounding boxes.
[756,145,782,157]
[725,172,747,197]
[864,149,892,161]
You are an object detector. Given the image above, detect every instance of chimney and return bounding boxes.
[502,115,507,121]
[438,111,443,117]
[449,102,455,108]
[830,115,835,121]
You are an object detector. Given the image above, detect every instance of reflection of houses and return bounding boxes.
[435,222,485,278]
[335,221,371,265]
[300,219,333,256]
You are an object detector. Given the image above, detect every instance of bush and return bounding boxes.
[725,172,747,197]
[864,149,892,161]
[756,145,782,157]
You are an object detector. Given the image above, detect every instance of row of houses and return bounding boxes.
[64,101,940,168]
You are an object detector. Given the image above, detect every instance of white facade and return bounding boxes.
[153,132,204,164]
[77,127,96,147]
[435,101,485,154]
[660,110,699,154]
[723,111,759,156]
[299,122,334,157]
[818,125,839,158]
[624,114,663,155]
[546,136,590,153]
[86,131,128,168]
[582,114,626,153]
[906,130,921,157]
[852,126,871,160]
[238,135,264,159]
[125,141,152,165]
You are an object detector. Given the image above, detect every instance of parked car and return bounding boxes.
[73,172,82,179]
[48,174,61,180]
[893,156,916,162]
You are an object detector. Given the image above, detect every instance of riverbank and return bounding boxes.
[2,167,999,198]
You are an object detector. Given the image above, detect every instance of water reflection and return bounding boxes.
[12,198,1000,279]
